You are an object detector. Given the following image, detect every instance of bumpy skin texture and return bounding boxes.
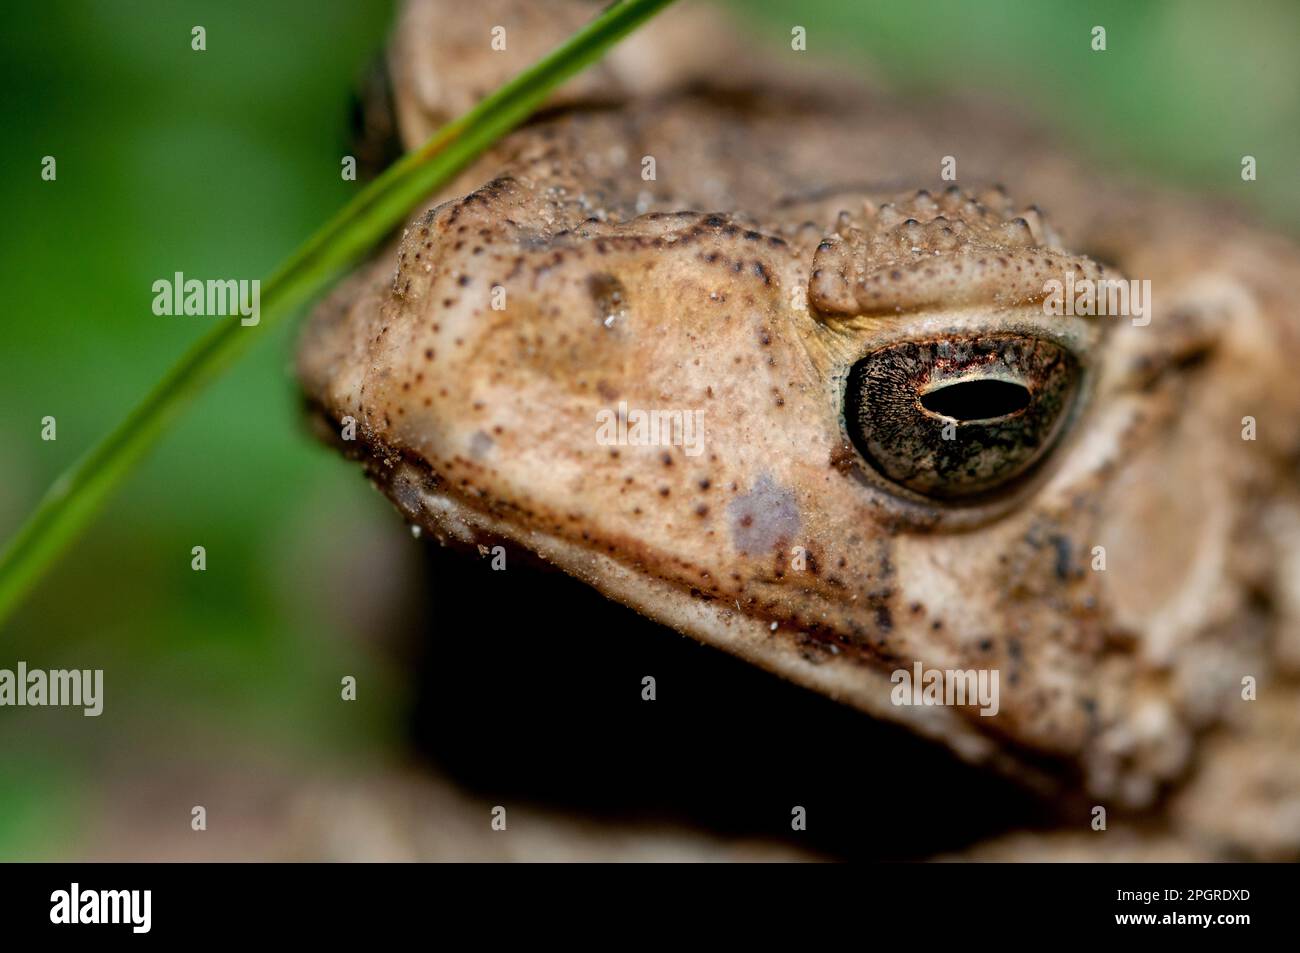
[300,0,1300,857]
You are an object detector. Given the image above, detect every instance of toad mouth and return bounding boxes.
[306,398,1085,805]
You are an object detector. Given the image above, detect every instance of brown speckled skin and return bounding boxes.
[300,0,1300,856]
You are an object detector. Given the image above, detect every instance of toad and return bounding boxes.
[299,0,1300,858]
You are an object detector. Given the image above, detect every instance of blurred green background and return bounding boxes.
[0,0,1296,858]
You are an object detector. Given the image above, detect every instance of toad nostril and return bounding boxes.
[919,379,1031,421]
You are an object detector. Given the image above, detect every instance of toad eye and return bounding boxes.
[844,335,1080,500]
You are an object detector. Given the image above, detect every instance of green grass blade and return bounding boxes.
[0,0,676,625]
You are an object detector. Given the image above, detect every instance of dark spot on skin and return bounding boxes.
[828,443,857,476]
[1049,534,1072,580]
[727,474,800,556]
[469,430,494,459]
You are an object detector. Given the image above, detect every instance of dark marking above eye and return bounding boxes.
[586,272,627,323]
